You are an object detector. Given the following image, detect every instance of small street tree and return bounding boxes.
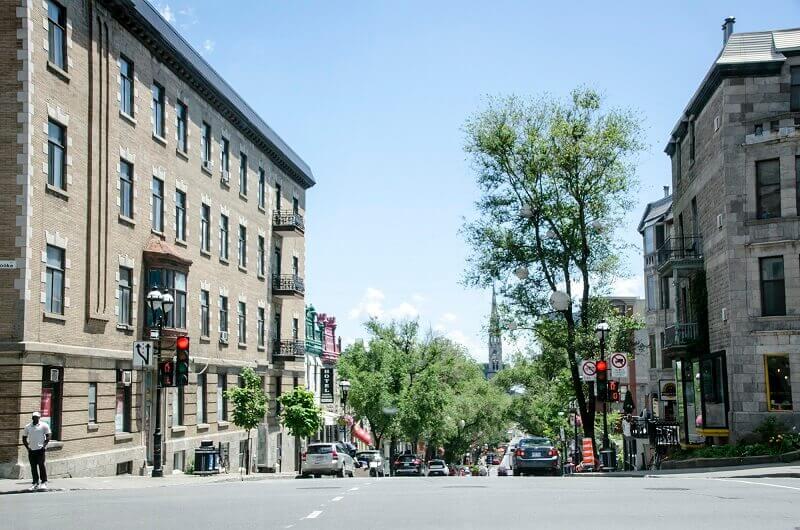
[278,387,323,465]
[225,367,267,475]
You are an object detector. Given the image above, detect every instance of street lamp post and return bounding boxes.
[596,319,610,450]
[339,380,350,443]
[146,288,173,478]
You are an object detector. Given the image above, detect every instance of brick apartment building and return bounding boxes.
[643,19,800,443]
[0,0,313,478]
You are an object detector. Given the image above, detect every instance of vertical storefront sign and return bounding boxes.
[40,388,53,429]
[320,368,334,404]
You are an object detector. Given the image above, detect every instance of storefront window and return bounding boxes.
[41,366,63,440]
[700,352,728,428]
[766,355,793,411]
[116,370,132,432]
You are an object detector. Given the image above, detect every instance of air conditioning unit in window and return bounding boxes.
[122,370,132,386]
[49,368,60,383]
[219,331,229,344]
[221,170,230,185]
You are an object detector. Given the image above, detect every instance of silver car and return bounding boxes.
[301,442,356,478]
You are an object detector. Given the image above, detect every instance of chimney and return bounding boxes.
[722,16,735,45]
[663,185,670,197]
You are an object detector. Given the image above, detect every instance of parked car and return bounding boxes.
[393,454,426,476]
[512,437,560,476]
[301,442,356,478]
[497,453,511,476]
[427,459,448,476]
[356,450,385,477]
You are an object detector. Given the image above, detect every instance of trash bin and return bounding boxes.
[599,449,616,471]
[194,439,219,475]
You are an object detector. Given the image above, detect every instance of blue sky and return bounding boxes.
[154,1,800,360]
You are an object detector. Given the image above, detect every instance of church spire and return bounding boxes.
[486,285,503,378]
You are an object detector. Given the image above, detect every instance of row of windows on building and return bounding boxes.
[644,255,798,318]
[42,366,232,442]
[45,2,300,215]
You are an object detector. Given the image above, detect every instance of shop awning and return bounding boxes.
[352,425,373,446]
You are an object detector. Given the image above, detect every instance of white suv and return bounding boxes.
[301,442,355,478]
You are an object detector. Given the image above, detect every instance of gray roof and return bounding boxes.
[718,31,785,64]
[665,27,797,153]
[637,195,672,233]
[105,0,315,188]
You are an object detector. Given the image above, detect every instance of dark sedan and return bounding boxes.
[512,437,560,476]
[393,454,426,476]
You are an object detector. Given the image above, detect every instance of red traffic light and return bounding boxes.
[176,336,190,350]
[596,360,608,372]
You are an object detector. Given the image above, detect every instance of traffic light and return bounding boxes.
[608,380,620,402]
[596,359,608,401]
[176,335,190,386]
[159,360,175,387]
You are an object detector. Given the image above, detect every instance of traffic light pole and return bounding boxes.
[152,319,163,478]
[599,335,609,451]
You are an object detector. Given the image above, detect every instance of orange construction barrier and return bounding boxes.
[581,438,595,468]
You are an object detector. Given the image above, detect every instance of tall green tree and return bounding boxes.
[463,88,643,440]
[225,367,267,475]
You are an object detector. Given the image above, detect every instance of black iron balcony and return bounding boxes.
[273,339,305,361]
[656,236,703,275]
[273,210,304,235]
[272,274,305,297]
[663,323,699,351]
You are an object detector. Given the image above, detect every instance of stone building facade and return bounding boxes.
[0,0,313,478]
[657,19,800,442]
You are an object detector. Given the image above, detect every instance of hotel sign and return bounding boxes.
[320,368,334,404]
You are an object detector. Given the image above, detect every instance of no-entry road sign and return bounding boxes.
[610,352,628,378]
[580,360,597,381]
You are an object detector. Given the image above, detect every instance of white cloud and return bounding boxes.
[440,312,457,323]
[203,39,215,53]
[348,287,386,320]
[158,4,175,23]
[610,275,645,298]
[386,302,419,319]
[411,293,426,304]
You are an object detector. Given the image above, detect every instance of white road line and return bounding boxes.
[714,478,800,492]
[305,511,323,519]
[331,496,344,502]
[348,487,359,491]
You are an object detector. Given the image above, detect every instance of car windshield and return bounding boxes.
[429,460,445,466]
[398,455,417,461]
[519,438,551,447]
[307,445,333,454]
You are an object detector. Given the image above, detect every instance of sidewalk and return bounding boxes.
[0,471,297,495]
[569,462,800,479]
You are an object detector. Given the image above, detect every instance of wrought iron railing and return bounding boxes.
[272,274,305,294]
[273,339,305,360]
[663,323,699,349]
[627,418,680,446]
[656,236,703,267]
[273,210,305,232]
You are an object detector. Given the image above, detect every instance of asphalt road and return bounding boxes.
[4,474,800,529]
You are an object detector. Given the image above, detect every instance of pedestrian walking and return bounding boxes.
[22,411,51,491]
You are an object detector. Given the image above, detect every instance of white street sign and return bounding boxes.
[610,352,628,378]
[580,360,597,381]
[132,341,155,368]
[0,260,17,269]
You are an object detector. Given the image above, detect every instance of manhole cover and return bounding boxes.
[644,487,689,491]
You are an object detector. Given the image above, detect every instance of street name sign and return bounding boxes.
[580,360,597,381]
[0,260,17,269]
[610,352,628,378]
[132,341,155,368]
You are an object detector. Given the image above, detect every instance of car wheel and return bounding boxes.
[314,474,322,479]
[337,467,345,478]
